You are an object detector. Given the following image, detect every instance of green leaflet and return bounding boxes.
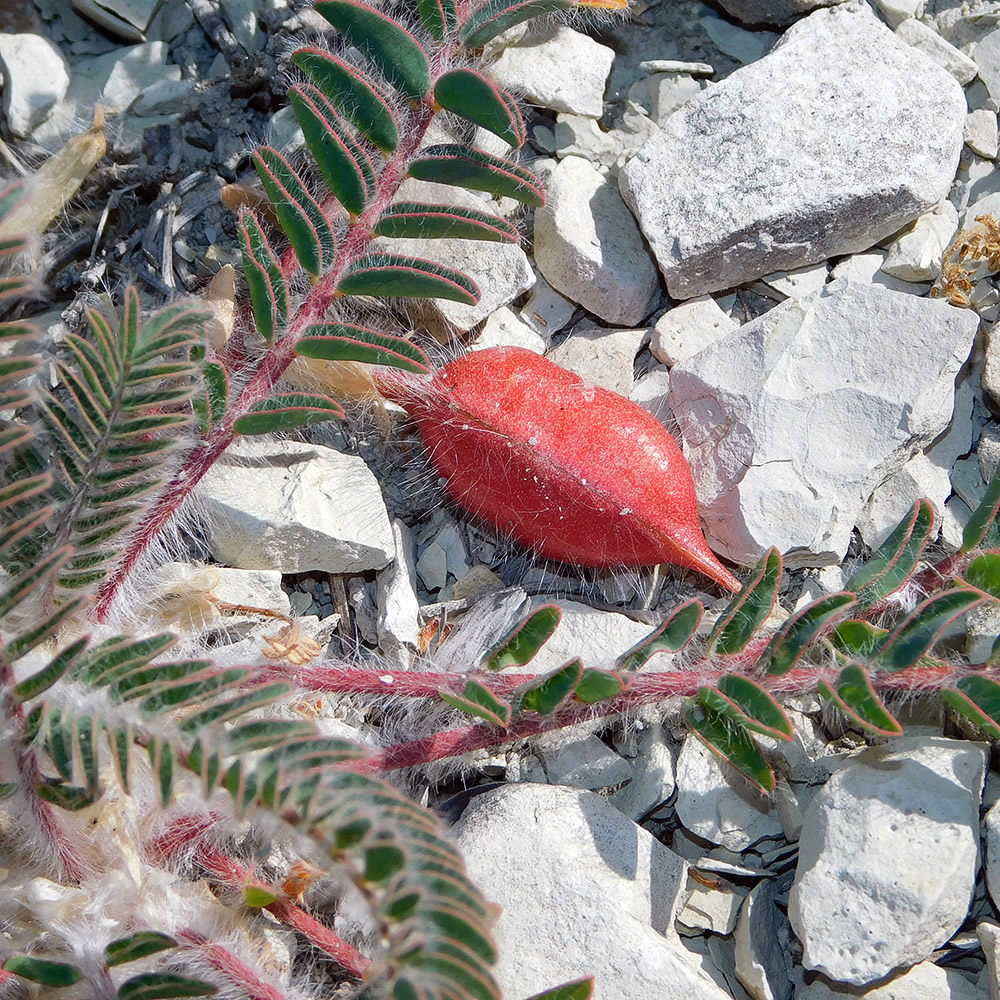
[486,604,561,670]
[942,676,1000,739]
[439,679,512,726]
[375,201,519,242]
[523,978,595,1000]
[238,211,288,344]
[314,0,431,99]
[460,0,572,48]
[252,147,336,279]
[434,69,525,148]
[617,599,702,671]
[516,658,583,715]
[760,592,857,676]
[233,393,346,435]
[964,461,1000,552]
[713,674,793,740]
[292,47,400,153]
[963,552,1000,600]
[709,547,781,655]
[830,619,887,659]
[296,323,430,372]
[417,0,456,39]
[874,588,986,672]
[117,973,218,999]
[105,932,178,967]
[818,664,901,737]
[573,668,627,703]
[409,144,545,205]
[338,253,480,304]
[289,84,374,216]
[847,498,934,605]
[4,956,84,987]
[684,698,774,793]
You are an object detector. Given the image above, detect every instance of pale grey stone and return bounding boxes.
[619,4,966,299]
[212,567,291,615]
[520,273,576,339]
[132,77,195,115]
[895,17,978,84]
[452,783,733,1000]
[790,737,987,986]
[471,307,546,354]
[877,0,925,28]
[882,200,959,281]
[609,722,676,820]
[668,280,978,567]
[415,540,447,593]
[798,961,984,999]
[630,368,673,425]
[376,520,421,665]
[545,325,647,397]
[0,34,70,138]
[967,603,1000,662]
[734,881,794,1000]
[979,423,1000,484]
[701,14,778,62]
[758,262,829,300]
[675,736,784,851]
[629,73,703,126]
[979,921,1000,1000]
[678,884,746,934]
[489,24,614,117]
[197,439,394,574]
[537,732,633,790]
[966,109,1000,160]
[651,295,738,367]
[640,59,715,75]
[219,0,262,51]
[975,28,1000,105]
[714,0,847,27]
[73,0,156,39]
[535,156,661,325]
[829,251,930,295]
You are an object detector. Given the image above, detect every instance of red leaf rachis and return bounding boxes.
[375,346,741,592]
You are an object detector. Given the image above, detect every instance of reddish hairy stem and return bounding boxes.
[177,928,294,1000]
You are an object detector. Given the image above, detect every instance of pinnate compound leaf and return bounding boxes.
[574,668,626,703]
[297,323,430,372]
[963,552,1000,600]
[942,676,1000,739]
[238,211,287,344]
[847,498,934,604]
[417,0,456,39]
[105,932,177,967]
[315,0,430,99]
[440,680,512,726]
[487,604,560,670]
[117,973,218,999]
[233,393,345,435]
[409,145,544,206]
[434,69,525,147]
[289,85,373,216]
[36,782,96,810]
[617,599,702,671]
[709,547,781,655]
[13,636,88,702]
[714,675,793,740]
[4,956,84,987]
[375,202,519,242]
[291,47,399,153]
[460,0,572,47]
[252,147,335,279]
[964,462,1000,552]
[516,658,583,715]
[874,588,986,672]
[522,979,594,1000]
[684,697,774,792]
[818,664,902,736]
[761,592,857,676]
[338,253,479,304]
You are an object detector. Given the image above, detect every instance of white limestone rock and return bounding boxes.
[651,295,738,366]
[0,34,70,138]
[790,737,987,986]
[520,274,575,340]
[535,156,661,326]
[489,24,614,117]
[471,306,546,354]
[678,884,746,934]
[881,200,959,282]
[609,722,675,821]
[619,4,966,299]
[668,279,979,567]
[197,438,394,574]
[537,732,633,790]
[546,325,647,397]
[376,520,421,665]
[675,736,784,852]
[734,880,795,1000]
[700,14,777,63]
[372,178,533,334]
[974,28,1000,105]
[895,17,978,84]
[798,960,984,1000]
[452,783,733,1000]
[979,922,1000,1000]
[714,0,847,27]
[829,251,929,295]
[758,262,829,300]
[630,368,672,425]
[877,0,925,29]
[982,792,1000,913]
[966,109,1000,160]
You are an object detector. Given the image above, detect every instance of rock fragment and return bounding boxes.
[714,0,846,28]
[545,325,647,396]
[895,17,978,84]
[619,4,966,298]
[0,34,70,138]
[651,296,737,367]
[790,737,986,985]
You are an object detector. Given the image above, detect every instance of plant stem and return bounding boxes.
[177,928,295,1000]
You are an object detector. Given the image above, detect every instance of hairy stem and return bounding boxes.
[177,928,294,1000]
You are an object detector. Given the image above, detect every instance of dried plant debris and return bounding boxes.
[933,212,1000,310]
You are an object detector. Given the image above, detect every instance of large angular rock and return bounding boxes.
[619,4,966,299]
[535,156,660,325]
[452,783,732,1000]
[197,438,394,574]
[668,278,979,567]
[790,738,986,986]
[0,34,70,138]
[715,0,846,27]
